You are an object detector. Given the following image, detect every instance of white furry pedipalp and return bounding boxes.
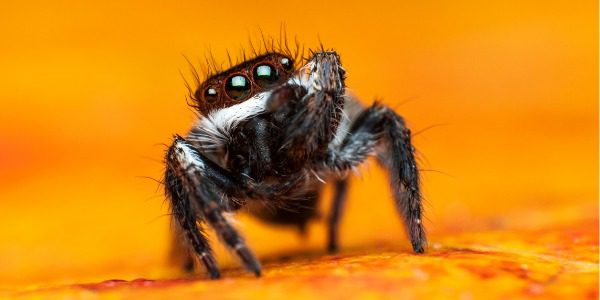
[172,139,205,170]
[188,90,272,151]
[287,61,315,92]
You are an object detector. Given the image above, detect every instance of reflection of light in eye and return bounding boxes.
[256,65,271,77]
[231,75,247,87]
[207,88,217,95]
[281,57,289,65]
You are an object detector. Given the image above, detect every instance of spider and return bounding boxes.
[164,48,426,279]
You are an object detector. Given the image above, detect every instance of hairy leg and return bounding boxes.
[165,165,220,278]
[199,185,262,277]
[327,178,349,252]
[324,103,426,253]
[168,218,196,273]
[165,136,261,277]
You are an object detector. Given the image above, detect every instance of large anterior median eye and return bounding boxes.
[225,75,251,101]
[253,64,279,88]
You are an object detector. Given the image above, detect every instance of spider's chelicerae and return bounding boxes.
[165,48,426,279]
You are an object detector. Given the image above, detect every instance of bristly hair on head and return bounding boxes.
[181,26,307,110]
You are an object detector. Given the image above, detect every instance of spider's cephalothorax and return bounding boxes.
[165,50,426,279]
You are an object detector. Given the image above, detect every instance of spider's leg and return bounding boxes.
[199,189,261,277]
[168,219,195,273]
[165,162,220,278]
[165,135,261,277]
[327,178,349,253]
[324,103,426,253]
[380,106,426,253]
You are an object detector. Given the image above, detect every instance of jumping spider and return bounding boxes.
[165,49,426,279]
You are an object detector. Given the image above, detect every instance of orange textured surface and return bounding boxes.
[0,1,597,299]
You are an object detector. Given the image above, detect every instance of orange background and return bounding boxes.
[0,0,597,289]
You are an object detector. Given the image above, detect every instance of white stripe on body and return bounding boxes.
[188,91,272,152]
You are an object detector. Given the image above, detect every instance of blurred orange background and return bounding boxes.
[0,0,597,289]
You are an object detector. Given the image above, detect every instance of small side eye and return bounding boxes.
[253,64,279,88]
[204,87,218,103]
[280,57,293,70]
[281,57,294,71]
[225,75,251,101]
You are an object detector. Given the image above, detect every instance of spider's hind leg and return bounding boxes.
[327,178,349,253]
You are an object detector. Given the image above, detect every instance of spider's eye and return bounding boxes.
[280,57,293,70]
[253,64,279,88]
[225,75,251,101]
[203,87,218,103]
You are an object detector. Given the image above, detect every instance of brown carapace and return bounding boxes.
[192,53,296,115]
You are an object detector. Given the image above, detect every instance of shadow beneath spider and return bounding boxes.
[255,241,414,265]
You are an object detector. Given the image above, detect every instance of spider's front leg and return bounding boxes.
[273,52,346,168]
[325,103,427,253]
[165,136,261,278]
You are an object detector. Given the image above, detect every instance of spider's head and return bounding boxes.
[193,53,295,115]
[191,50,346,116]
